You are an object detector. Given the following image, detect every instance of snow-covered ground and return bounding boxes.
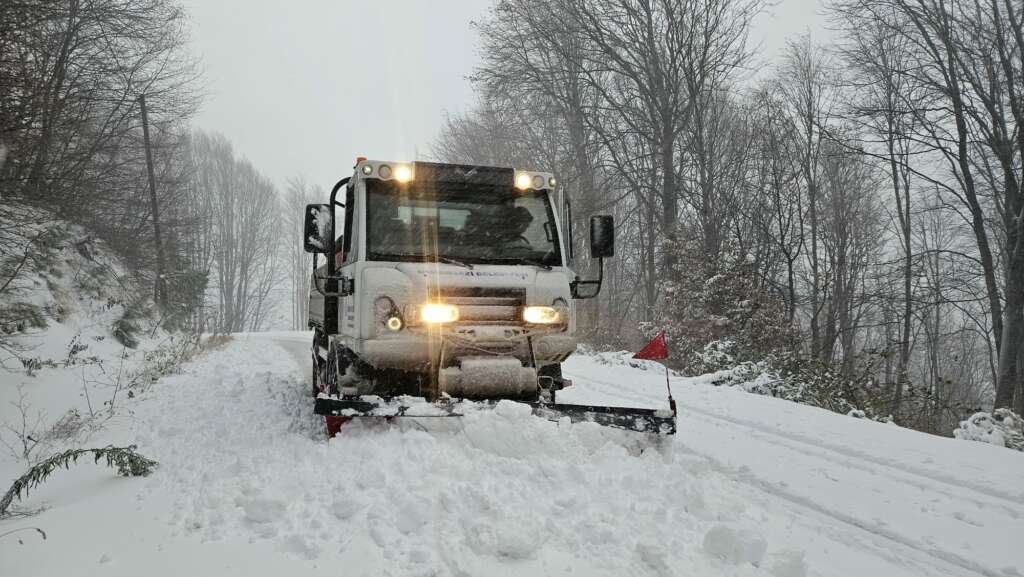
[2,332,1022,577]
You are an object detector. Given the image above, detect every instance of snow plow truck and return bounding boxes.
[303,159,676,436]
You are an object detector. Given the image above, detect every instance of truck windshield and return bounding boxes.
[366,181,562,267]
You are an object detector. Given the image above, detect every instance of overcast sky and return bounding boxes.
[183,0,828,191]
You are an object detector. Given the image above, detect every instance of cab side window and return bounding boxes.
[342,185,357,264]
[333,185,356,267]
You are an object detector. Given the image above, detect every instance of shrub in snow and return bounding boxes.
[701,350,898,422]
[133,335,204,386]
[0,219,66,340]
[953,409,1024,451]
[627,234,911,428]
[693,339,739,374]
[161,268,208,331]
[112,315,141,348]
[767,351,897,417]
[701,354,776,392]
[583,347,679,374]
[645,237,800,385]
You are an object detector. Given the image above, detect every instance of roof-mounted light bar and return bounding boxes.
[356,159,415,183]
[514,170,556,191]
[355,159,555,190]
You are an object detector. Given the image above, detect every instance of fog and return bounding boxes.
[184,0,828,190]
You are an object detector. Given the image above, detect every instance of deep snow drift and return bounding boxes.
[2,333,1022,577]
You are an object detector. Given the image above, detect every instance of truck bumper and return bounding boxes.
[354,327,576,372]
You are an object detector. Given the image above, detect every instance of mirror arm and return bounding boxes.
[310,254,333,297]
[311,253,354,297]
[312,274,354,297]
[570,257,604,299]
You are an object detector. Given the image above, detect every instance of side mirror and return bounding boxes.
[589,215,614,258]
[303,204,332,253]
[572,215,613,300]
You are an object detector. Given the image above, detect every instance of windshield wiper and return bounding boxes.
[371,252,475,269]
[522,259,553,270]
[437,256,474,269]
[369,252,423,262]
[486,257,553,270]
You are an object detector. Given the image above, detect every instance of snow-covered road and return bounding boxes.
[562,355,1024,577]
[2,332,1021,577]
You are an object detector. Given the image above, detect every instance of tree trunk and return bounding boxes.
[140,94,166,310]
[995,249,1023,409]
[644,189,658,323]
[25,0,79,203]
[661,128,677,268]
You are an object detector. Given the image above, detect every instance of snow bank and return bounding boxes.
[575,346,676,374]
[0,217,178,465]
[1,212,150,359]
[953,408,1024,451]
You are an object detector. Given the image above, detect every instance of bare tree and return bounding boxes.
[284,178,323,330]
[188,131,282,333]
[779,35,839,361]
[748,85,805,324]
[438,0,1024,431]
[833,5,922,412]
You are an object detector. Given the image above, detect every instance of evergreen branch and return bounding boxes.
[0,445,157,518]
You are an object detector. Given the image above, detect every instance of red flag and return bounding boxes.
[633,330,669,360]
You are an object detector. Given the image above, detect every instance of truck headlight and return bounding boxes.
[523,305,561,324]
[419,303,459,324]
[394,164,414,183]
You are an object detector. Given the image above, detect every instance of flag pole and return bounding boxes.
[633,330,675,416]
[664,363,676,416]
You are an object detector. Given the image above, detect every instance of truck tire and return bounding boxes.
[312,360,318,398]
[325,344,340,397]
[311,330,326,398]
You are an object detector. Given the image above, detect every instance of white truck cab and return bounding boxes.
[304,160,615,405]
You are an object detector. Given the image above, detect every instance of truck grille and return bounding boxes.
[439,287,525,324]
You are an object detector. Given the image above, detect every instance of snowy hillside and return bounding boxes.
[2,333,1021,577]
[0,222,188,436]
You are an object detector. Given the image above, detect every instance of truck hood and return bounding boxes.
[393,262,572,302]
[361,261,574,311]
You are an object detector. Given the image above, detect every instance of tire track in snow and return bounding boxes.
[683,406,1024,518]
[672,443,998,577]
[566,369,1007,577]
[682,401,1024,509]
[570,369,1024,509]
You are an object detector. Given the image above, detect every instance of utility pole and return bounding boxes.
[139,94,167,310]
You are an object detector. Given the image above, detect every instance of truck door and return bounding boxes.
[337,184,358,338]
